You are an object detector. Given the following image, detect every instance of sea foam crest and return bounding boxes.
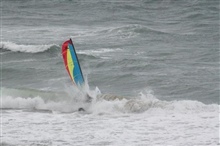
[1,88,218,114]
[88,89,219,114]
[0,41,56,53]
[1,96,82,113]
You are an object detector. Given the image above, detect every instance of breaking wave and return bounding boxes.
[1,87,218,114]
[0,41,59,53]
[0,41,122,60]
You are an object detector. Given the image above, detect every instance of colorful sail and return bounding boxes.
[62,39,84,86]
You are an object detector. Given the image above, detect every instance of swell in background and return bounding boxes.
[1,0,219,105]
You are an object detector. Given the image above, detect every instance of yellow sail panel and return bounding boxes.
[67,48,74,82]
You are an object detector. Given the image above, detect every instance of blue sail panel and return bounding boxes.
[68,43,84,85]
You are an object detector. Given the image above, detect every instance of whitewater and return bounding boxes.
[2,88,219,145]
[1,0,219,145]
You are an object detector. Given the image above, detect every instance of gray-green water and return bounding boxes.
[1,1,219,145]
[1,0,219,104]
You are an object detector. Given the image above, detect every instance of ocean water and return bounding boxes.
[1,0,219,145]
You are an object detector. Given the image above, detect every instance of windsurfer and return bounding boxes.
[78,107,85,112]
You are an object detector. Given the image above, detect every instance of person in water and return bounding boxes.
[78,107,85,112]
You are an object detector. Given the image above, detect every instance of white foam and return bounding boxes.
[87,88,219,115]
[0,41,55,53]
[1,88,219,145]
[2,95,218,145]
[1,78,101,112]
[1,86,218,114]
[1,95,88,113]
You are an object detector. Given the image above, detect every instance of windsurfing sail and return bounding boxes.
[62,38,84,86]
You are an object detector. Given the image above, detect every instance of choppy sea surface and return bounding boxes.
[1,0,219,145]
